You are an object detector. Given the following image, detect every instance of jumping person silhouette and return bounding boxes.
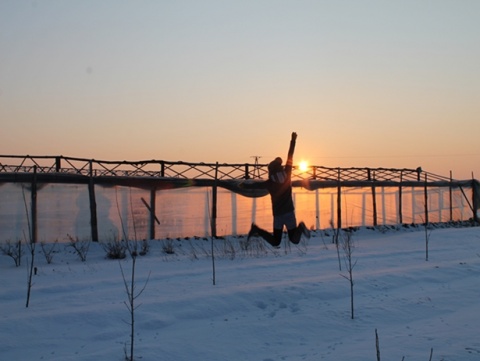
[246,132,310,247]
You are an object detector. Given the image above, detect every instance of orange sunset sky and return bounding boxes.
[1,1,479,179]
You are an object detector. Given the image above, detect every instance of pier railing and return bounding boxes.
[0,154,444,183]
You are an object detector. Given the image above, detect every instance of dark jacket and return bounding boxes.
[267,138,296,216]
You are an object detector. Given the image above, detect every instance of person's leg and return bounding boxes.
[288,227,302,244]
[271,228,283,247]
[283,211,301,244]
[288,221,311,244]
[247,223,281,247]
[299,221,311,239]
[283,211,310,244]
[270,215,286,247]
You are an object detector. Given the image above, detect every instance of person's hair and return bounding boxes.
[268,157,283,174]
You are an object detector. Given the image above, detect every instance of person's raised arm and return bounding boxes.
[286,132,297,168]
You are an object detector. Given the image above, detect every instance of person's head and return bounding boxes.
[268,157,286,183]
[268,157,283,174]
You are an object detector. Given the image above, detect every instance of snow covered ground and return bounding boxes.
[1,226,480,361]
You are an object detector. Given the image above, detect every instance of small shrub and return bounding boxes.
[40,240,58,264]
[239,237,268,257]
[221,238,236,260]
[125,240,150,257]
[162,239,175,255]
[340,231,357,319]
[188,240,199,260]
[0,239,24,267]
[102,239,127,259]
[66,235,90,262]
[139,239,150,256]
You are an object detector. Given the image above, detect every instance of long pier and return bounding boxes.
[0,154,460,185]
[1,155,478,243]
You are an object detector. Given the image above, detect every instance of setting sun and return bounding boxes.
[299,160,309,172]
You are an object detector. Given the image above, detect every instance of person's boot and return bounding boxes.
[299,221,311,239]
[247,223,259,240]
[248,223,279,247]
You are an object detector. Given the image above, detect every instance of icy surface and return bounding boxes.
[1,227,480,360]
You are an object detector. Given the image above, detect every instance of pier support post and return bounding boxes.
[337,168,341,229]
[398,172,403,224]
[472,178,479,223]
[211,162,219,238]
[424,174,429,225]
[149,188,156,240]
[369,169,378,227]
[31,165,38,243]
[88,160,99,242]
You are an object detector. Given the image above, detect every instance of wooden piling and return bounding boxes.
[337,168,342,229]
[141,195,160,239]
[424,173,429,225]
[211,162,219,238]
[369,169,378,227]
[149,188,156,239]
[55,157,61,172]
[31,165,37,243]
[398,172,403,224]
[88,160,99,242]
[449,171,453,221]
[472,178,479,223]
